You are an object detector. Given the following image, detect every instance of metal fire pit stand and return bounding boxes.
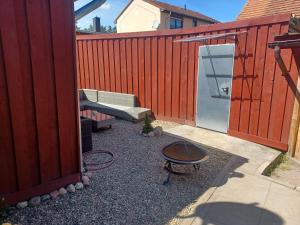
[161,141,209,185]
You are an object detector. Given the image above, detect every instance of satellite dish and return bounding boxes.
[152,20,160,29]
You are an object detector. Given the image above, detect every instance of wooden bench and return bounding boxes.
[79,89,151,122]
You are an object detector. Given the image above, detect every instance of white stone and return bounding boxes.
[75,182,84,190]
[153,126,163,136]
[67,184,76,193]
[296,186,300,192]
[59,187,67,195]
[16,201,28,209]
[148,131,155,137]
[85,172,92,178]
[82,176,90,186]
[50,190,60,199]
[28,196,41,207]
[41,194,51,202]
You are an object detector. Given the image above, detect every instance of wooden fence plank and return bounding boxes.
[92,41,100,90]
[179,35,189,120]
[258,24,281,138]
[120,39,128,93]
[138,38,145,107]
[157,36,165,115]
[126,39,133,94]
[165,36,173,118]
[108,40,116,92]
[103,40,111,91]
[171,36,181,118]
[26,0,61,182]
[151,37,158,114]
[145,37,152,109]
[249,25,269,135]
[113,39,121,92]
[187,38,196,122]
[229,28,248,132]
[132,38,139,102]
[0,32,18,194]
[239,26,258,133]
[50,0,79,176]
[97,40,105,90]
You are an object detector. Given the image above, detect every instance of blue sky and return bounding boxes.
[75,0,247,29]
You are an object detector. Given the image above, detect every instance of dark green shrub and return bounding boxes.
[142,114,153,134]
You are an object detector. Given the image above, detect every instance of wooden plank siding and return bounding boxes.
[76,14,299,151]
[0,0,81,204]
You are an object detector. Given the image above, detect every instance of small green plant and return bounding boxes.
[263,153,288,176]
[142,114,153,134]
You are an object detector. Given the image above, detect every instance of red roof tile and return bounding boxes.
[238,0,300,20]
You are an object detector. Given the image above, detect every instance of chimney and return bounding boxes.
[93,16,101,32]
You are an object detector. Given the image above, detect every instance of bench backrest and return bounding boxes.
[79,89,98,102]
[79,89,136,107]
[98,91,136,107]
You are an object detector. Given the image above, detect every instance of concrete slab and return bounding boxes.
[166,125,280,174]
[263,183,300,222]
[165,125,300,225]
[210,172,271,205]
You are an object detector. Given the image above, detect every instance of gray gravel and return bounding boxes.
[7,119,231,225]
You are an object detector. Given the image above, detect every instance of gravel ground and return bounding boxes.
[7,119,231,225]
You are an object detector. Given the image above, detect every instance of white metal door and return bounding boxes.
[196,44,235,133]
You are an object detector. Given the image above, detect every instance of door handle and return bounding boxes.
[221,87,229,95]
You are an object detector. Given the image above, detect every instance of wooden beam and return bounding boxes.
[269,39,300,49]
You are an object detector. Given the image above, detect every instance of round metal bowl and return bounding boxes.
[161,141,209,165]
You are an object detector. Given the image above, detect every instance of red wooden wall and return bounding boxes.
[0,0,81,204]
[76,14,299,151]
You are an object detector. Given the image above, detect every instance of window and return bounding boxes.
[170,17,183,29]
[193,19,197,27]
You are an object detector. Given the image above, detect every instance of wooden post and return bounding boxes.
[288,78,300,158]
[288,48,300,159]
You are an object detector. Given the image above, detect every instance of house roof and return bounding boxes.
[114,0,219,24]
[237,0,300,20]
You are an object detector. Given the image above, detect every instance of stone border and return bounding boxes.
[14,172,92,210]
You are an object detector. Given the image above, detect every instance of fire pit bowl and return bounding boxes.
[161,141,209,185]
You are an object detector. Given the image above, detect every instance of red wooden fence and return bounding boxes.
[0,0,80,204]
[76,14,299,151]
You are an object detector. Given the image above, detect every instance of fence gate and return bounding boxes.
[196,44,235,133]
